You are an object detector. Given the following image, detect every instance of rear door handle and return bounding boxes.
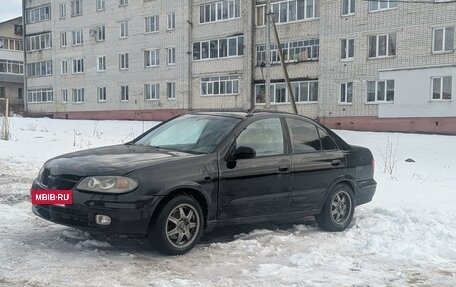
[331,160,343,167]
[278,165,290,173]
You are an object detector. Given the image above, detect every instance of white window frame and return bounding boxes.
[431,76,452,101]
[255,0,318,27]
[340,82,353,104]
[199,0,241,24]
[145,83,160,100]
[96,25,105,41]
[342,0,355,16]
[341,38,354,60]
[72,30,83,45]
[59,4,66,19]
[60,60,68,75]
[167,12,176,30]
[255,80,319,104]
[432,27,454,53]
[97,87,107,102]
[25,5,51,24]
[120,0,128,6]
[71,0,83,16]
[72,58,84,74]
[119,53,129,70]
[201,76,240,96]
[145,15,159,33]
[96,0,106,11]
[120,85,129,101]
[27,89,54,103]
[60,32,67,48]
[256,38,319,65]
[97,56,106,72]
[145,49,160,67]
[119,21,128,38]
[166,47,176,65]
[368,0,398,12]
[61,89,68,103]
[167,82,176,99]
[368,33,396,58]
[26,33,52,52]
[72,88,85,103]
[193,35,244,61]
[366,80,395,103]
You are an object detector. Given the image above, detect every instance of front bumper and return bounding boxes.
[31,179,162,237]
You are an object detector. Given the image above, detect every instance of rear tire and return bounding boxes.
[148,195,204,255]
[315,184,355,232]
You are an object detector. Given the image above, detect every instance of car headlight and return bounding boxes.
[76,176,138,194]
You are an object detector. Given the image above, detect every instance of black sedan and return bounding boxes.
[31,111,376,255]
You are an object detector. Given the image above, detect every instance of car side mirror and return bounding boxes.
[233,146,256,160]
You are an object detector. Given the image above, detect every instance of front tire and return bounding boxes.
[315,184,355,232]
[148,195,204,255]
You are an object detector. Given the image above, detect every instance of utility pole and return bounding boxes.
[265,0,271,109]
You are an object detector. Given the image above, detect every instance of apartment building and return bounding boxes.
[24,0,456,133]
[0,17,24,113]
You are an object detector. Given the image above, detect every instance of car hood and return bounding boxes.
[44,144,197,176]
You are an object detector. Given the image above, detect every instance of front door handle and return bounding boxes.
[331,160,343,167]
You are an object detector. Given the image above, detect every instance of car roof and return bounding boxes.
[188,109,307,119]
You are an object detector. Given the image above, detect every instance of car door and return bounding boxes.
[284,118,346,213]
[218,117,292,220]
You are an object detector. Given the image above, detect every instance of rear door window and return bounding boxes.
[286,118,321,153]
[318,128,339,150]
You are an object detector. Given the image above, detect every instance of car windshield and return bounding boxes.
[133,114,241,154]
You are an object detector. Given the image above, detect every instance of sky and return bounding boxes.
[0,0,22,23]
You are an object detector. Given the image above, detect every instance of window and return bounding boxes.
[97,56,106,72]
[72,58,84,73]
[256,39,319,65]
[121,86,129,101]
[167,82,176,99]
[27,60,53,77]
[145,49,160,67]
[0,87,4,98]
[119,21,128,38]
[167,12,176,30]
[255,0,319,26]
[342,0,355,15]
[201,76,239,96]
[145,16,159,33]
[60,32,67,48]
[95,25,105,41]
[72,30,83,45]
[340,82,353,104]
[236,118,284,157]
[61,89,68,103]
[120,0,128,6]
[341,38,354,60]
[0,60,24,74]
[60,4,66,19]
[25,5,51,24]
[72,88,85,103]
[60,60,68,75]
[145,83,160,100]
[27,89,54,103]
[369,0,397,12]
[18,88,23,99]
[167,47,176,65]
[0,38,23,51]
[119,53,129,70]
[286,118,321,153]
[199,0,240,24]
[71,0,83,16]
[193,35,244,60]
[368,33,396,58]
[255,80,318,104]
[97,87,107,102]
[367,80,394,103]
[432,27,454,53]
[96,0,105,11]
[431,76,452,100]
[318,128,338,150]
[26,33,52,51]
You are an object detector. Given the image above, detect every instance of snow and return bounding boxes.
[0,117,455,286]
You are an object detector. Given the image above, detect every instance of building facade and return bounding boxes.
[0,17,24,114]
[24,0,456,133]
